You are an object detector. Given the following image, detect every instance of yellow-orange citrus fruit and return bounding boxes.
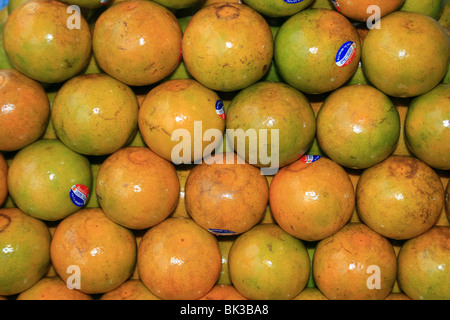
[330,0,404,22]
[138,217,222,300]
[16,276,93,300]
[198,284,248,300]
[100,279,161,300]
[96,147,180,230]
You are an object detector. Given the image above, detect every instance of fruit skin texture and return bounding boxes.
[0,69,50,152]
[182,3,273,92]
[138,217,222,300]
[16,276,93,300]
[51,73,139,156]
[331,0,405,22]
[0,153,7,206]
[96,147,180,230]
[225,81,316,170]
[100,279,161,300]
[229,223,310,300]
[93,0,182,86]
[50,208,137,295]
[269,156,355,242]
[313,222,397,300]
[316,84,400,169]
[0,208,51,296]
[152,0,203,9]
[356,155,444,240]
[362,11,450,98]
[198,284,248,300]
[399,0,446,20]
[397,226,450,300]
[7,139,92,221]
[3,0,92,84]
[185,152,269,235]
[138,79,225,163]
[244,0,314,18]
[274,8,361,95]
[404,84,450,170]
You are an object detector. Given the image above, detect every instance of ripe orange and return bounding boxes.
[100,279,161,300]
[198,284,248,300]
[229,223,310,300]
[93,0,182,86]
[138,79,225,164]
[137,217,222,300]
[0,69,50,152]
[182,2,273,92]
[96,146,180,230]
[185,152,269,235]
[51,73,139,156]
[0,153,7,206]
[16,276,93,300]
[313,222,397,300]
[397,226,450,300]
[331,0,404,22]
[0,208,51,296]
[356,155,444,240]
[269,156,355,241]
[50,208,137,295]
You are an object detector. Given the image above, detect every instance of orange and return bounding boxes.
[152,0,203,9]
[51,73,139,156]
[225,81,317,170]
[316,85,400,169]
[138,79,225,163]
[93,0,182,86]
[362,11,450,97]
[182,2,273,92]
[229,223,310,300]
[198,284,248,300]
[274,8,361,94]
[0,153,7,206]
[96,147,180,230]
[185,152,269,235]
[356,155,444,240]
[331,0,404,22]
[269,156,355,242]
[0,69,50,152]
[7,139,92,221]
[3,0,92,84]
[244,0,314,17]
[397,226,450,300]
[138,217,222,300]
[50,208,137,295]
[399,0,446,20]
[16,276,93,300]
[293,288,328,300]
[0,208,51,296]
[313,222,397,300]
[404,84,450,170]
[100,279,161,300]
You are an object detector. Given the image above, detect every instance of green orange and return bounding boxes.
[397,226,450,300]
[313,222,397,300]
[356,155,444,240]
[182,2,273,92]
[3,0,92,83]
[274,8,361,94]
[316,84,400,169]
[50,208,137,294]
[7,139,92,221]
[229,223,310,300]
[0,208,51,296]
[404,84,450,170]
[362,11,450,98]
[51,73,139,156]
[399,0,446,20]
[93,0,182,86]
[243,0,314,17]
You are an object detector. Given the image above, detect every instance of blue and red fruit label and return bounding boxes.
[335,41,357,67]
[70,184,89,207]
[284,0,304,3]
[331,0,341,12]
[215,100,226,120]
[300,155,321,163]
[208,228,237,236]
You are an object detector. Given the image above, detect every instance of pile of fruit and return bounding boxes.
[0,0,449,301]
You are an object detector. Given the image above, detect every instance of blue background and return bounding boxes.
[0,0,7,10]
